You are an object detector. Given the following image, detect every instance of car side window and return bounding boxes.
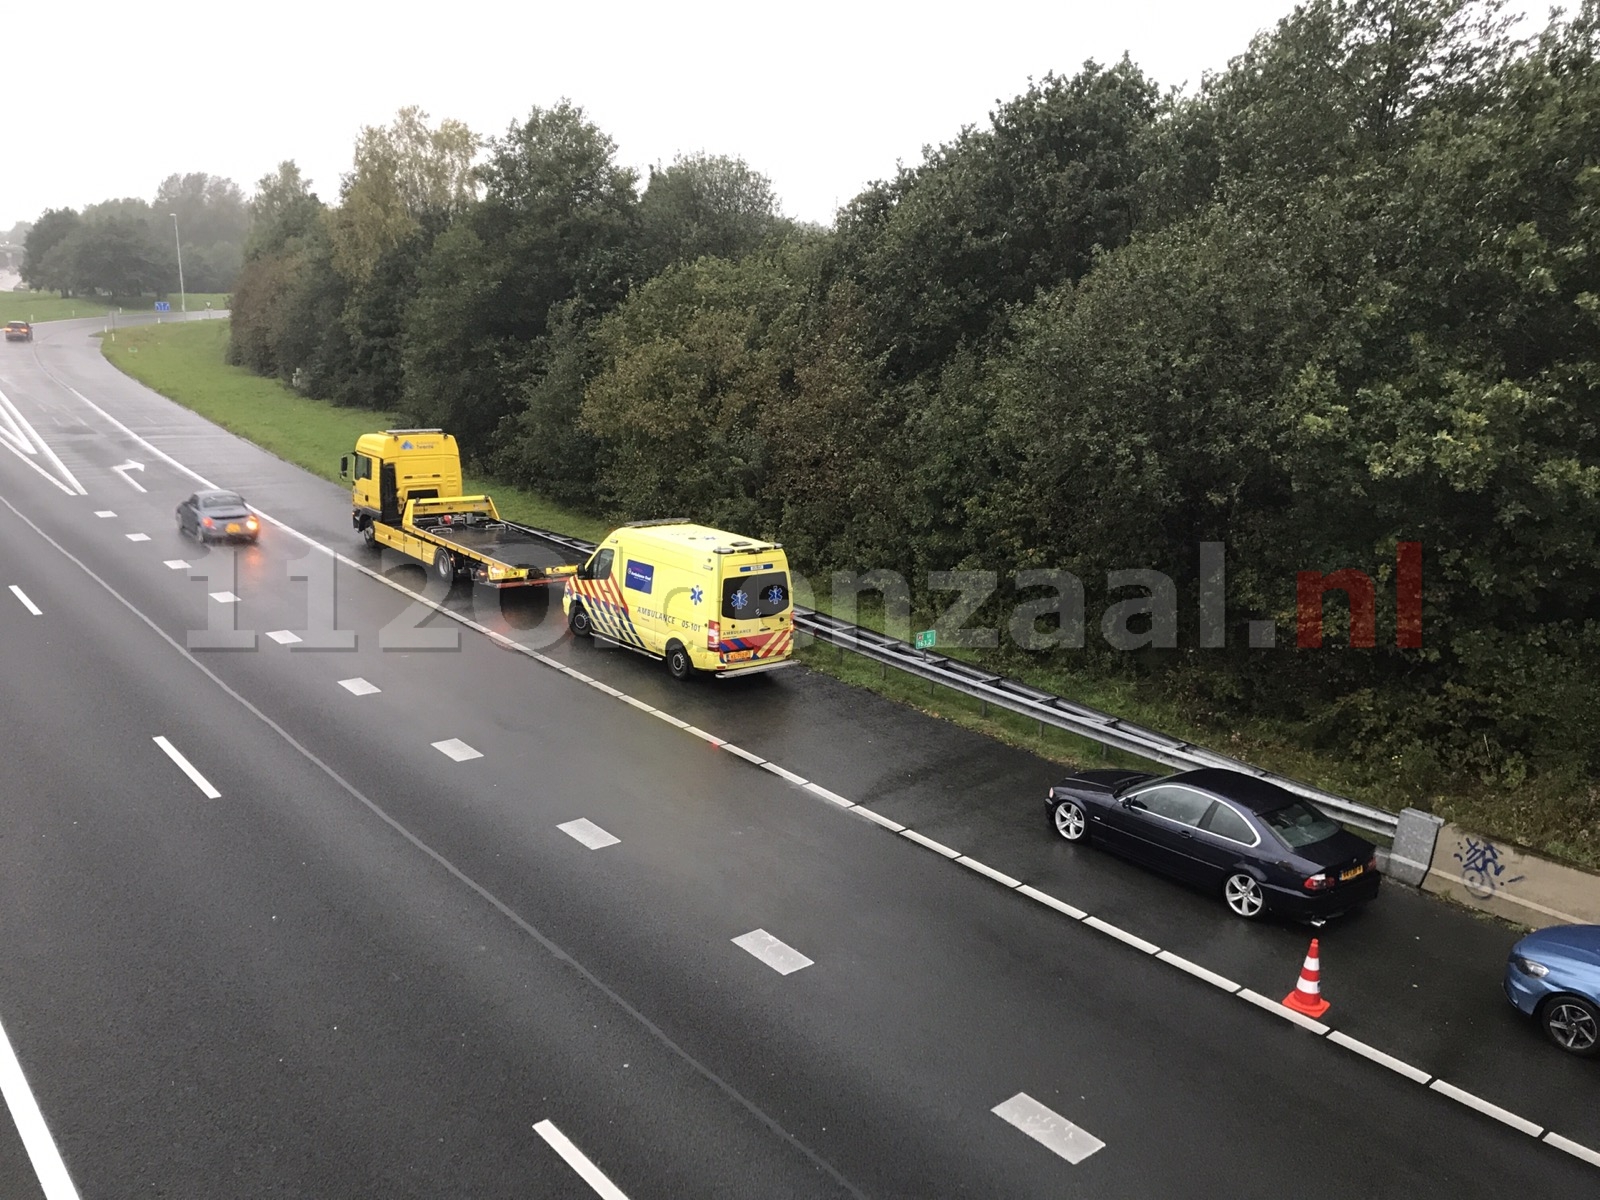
[1132,786,1214,828]
[1201,802,1257,845]
[184,494,197,508]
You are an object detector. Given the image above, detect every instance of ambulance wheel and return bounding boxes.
[568,603,593,638]
[666,640,693,681]
[433,548,457,585]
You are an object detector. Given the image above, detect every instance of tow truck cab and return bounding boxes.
[342,429,463,533]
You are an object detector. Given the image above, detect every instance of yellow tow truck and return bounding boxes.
[340,429,578,590]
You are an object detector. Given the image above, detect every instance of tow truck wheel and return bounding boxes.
[666,640,693,681]
[568,603,593,638]
[361,520,377,549]
[434,548,456,586]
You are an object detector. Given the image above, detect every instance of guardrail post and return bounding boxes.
[1385,808,1445,887]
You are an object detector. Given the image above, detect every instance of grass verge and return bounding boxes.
[5,291,231,322]
[99,321,1599,867]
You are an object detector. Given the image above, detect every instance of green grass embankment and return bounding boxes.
[5,291,231,323]
[99,320,1600,867]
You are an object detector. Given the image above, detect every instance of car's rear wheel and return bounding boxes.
[1051,799,1088,842]
[1223,872,1266,920]
[665,640,693,680]
[568,602,593,638]
[1541,996,1600,1056]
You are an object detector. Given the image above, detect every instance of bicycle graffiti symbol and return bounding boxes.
[1453,837,1526,900]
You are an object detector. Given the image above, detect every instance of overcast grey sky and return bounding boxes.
[6,0,1550,232]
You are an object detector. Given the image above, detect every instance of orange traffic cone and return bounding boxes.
[1282,937,1330,1018]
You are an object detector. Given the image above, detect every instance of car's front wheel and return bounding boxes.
[1051,799,1088,842]
[1223,872,1266,920]
[1541,995,1600,1056]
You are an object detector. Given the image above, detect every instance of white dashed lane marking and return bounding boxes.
[152,736,221,799]
[732,929,813,976]
[265,630,301,644]
[209,592,240,604]
[8,586,41,615]
[162,559,189,570]
[94,510,115,518]
[337,678,380,696]
[532,1119,631,1199]
[125,533,150,542]
[557,819,621,850]
[992,1093,1105,1165]
[431,738,482,763]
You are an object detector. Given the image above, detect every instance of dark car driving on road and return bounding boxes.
[1045,767,1380,921]
[176,490,259,543]
[4,320,32,342]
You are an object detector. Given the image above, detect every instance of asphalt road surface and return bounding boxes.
[0,315,1593,1197]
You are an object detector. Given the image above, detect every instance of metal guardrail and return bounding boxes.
[522,525,1398,838]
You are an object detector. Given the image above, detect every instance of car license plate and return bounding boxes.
[1339,864,1365,881]
[226,523,241,533]
[725,650,754,662]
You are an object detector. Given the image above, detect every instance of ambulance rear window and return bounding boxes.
[722,571,790,620]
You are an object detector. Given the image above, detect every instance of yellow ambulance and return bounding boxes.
[563,520,796,679]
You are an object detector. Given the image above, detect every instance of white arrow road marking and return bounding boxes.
[558,818,620,850]
[0,1010,81,1199]
[431,738,482,762]
[152,736,221,799]
[532,1120,631,1200]
[732,929,813,975]
[992,1093,1105,1165]
[8,586,41,615]
[0,385,86,496]
[111,460,147,493]
[337,678,380,696]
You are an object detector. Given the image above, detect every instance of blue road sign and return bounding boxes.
[154,301,170,312]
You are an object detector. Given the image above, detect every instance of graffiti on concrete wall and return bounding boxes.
[1454,836,1527,900]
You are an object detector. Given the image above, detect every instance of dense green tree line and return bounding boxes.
[229,0,1600,790]
[21,173,247,297]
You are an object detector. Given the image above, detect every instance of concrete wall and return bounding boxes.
[1422,821,1600,927]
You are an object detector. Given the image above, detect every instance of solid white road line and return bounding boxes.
[8,585,41,615]
[152,735,221,799]
[162,559,190,570]
[682,725,725,745]
[0,385,86,496]
[209,591,240,604]
[94,510,115,518]
[992,1093,1105,1165]
[719,744,765,765]
[0,1010,81,1199]
[803,781,853,808]
[761,761,808,786]
[849,805,906,832]
[649,709,690,729]
[557,818,621,850]
[431,738,482,762]
[1155,950,1241,994]
[532,1120,631,1200]
[337,678,381,696]
[125,533,150,542]
[1429,1079,1543,1137]
[899,829,961,859]
[1326,1031,1430,1083]
[1083,916,1160,955]
[732,929,814,975]
[1544,1132,1600,1169]
[1237,988,1329,1035]
[264,630,302,644]
[956,856,1022,889]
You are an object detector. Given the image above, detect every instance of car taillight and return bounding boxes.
[202,517,214,527]
[707,620,719,650]
[1303,873,1333,892]
[1367,854,1378,872]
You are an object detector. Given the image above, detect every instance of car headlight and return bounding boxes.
[1512,956,1549,978]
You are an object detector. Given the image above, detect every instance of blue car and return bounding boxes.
[1505,924,1600,1056]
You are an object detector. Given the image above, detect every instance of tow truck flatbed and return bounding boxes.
[374,495,580,589]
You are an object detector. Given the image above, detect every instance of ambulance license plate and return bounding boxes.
[1339,864,1364,881]
[725,650,754,662]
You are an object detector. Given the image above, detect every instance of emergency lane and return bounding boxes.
[0,316,1593,1196]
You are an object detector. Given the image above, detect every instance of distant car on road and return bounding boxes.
[1044,766,1380,921]
[4,320,31,342]
[1505,924,1600,1056]
[176,490,259,543]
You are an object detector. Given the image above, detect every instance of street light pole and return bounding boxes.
[169,213,186,316]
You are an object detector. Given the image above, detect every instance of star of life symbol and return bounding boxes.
[690,586,703,605]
